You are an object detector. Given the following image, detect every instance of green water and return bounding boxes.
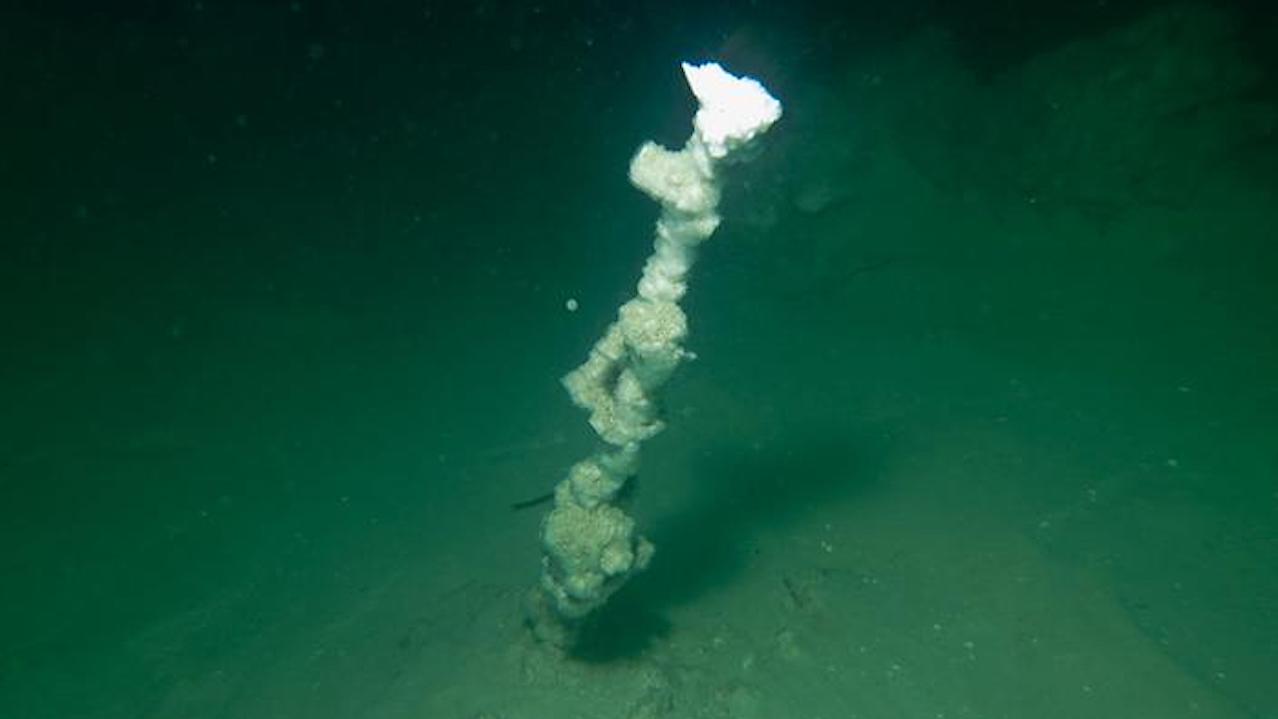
[2,2,1275,717]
